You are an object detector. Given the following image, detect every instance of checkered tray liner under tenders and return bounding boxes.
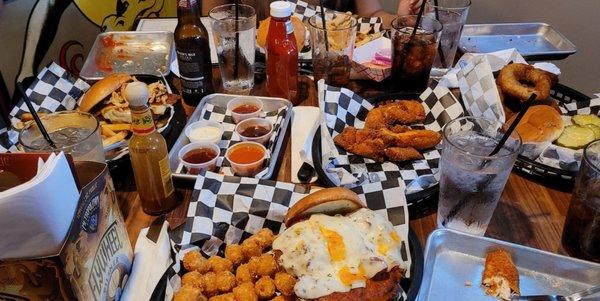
[0,62,89,152]
[173,103,288,178]
[320,84,465,192]
[163,171,411,301]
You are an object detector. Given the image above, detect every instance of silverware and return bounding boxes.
[511,284,600,301]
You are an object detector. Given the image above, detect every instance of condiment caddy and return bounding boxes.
[168,93,292,181]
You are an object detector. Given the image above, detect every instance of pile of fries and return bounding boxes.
[356,29,384,47]
[100,122,130,147]
[325,12,384,51]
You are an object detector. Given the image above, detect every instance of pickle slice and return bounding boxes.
[585,124,600,139]
[572,114,600,127]
[556,125,596,149]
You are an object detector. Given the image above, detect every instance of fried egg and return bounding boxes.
[272,208,405,299]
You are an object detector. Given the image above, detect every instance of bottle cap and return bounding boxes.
[124,82,149,107]
[270,1,292,18]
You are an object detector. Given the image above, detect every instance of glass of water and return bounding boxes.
[437,116,522,235]
[426,0,471,77]
[19,111,105,162]
[209,4,256,95]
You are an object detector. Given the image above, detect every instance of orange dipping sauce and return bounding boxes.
[228,143,265,164]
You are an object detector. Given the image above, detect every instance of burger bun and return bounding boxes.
[78,73,133,112]
[284,187,365,227]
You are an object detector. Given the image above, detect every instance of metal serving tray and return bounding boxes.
[459,23,577,61]
[417,229,600,301]
[168,93,292,181]
[80,31,173,81]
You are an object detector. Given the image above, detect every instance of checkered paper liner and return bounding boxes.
[317,81,465,191]
[162,171,411,300]
[173,104,288,178]
[457,55,505,123]
[0,62,89,152]
[288,0,383,34]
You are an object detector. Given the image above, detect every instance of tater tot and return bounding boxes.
[215,270,237,293]
[183,250,211,273]
[255,254,278,277]
[202,272,219,297]
[208,293,235,301]
[233,282,258,301]
[250,228,275,249]
[225,244,245,267]
[173,285,206,301]
[269,296,293,301]
[247,257,261,278]
[181,270,205,290]
[236,263,254,283]
[254,276,276,299]
[274,272,296,296]
[241,239,262,258]
[208,256,234,272]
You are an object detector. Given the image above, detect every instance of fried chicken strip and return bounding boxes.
[364,100,426,129]
[333,127,386,162]
[384,147,423,162]
[379,128,441,150]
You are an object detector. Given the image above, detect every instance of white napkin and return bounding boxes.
[292,106,320,183]
[121,221,172,301]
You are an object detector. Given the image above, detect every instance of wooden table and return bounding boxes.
[119,68,574,258]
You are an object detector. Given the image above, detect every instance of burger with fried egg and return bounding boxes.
[273,187,407,301]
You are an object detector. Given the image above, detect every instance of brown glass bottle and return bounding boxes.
[125,82,179,215]
[175,0,214,107]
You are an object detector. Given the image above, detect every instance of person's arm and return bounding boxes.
[355,0,422,28]
[201,0,228,15]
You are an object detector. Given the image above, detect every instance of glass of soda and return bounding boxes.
[308,12,357,87]
[562,140,600,263]
[19,111,105,162]
[426,0,471,77]
[209,4,256,95]
[437,116,522,235]
[391,15,442,92]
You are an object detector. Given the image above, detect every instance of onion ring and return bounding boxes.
[497,63,554,101]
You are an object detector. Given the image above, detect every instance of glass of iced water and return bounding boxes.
[209,4,256,95]
[437,116,522,235]
[426,0,471,77]
[19,111,105,162]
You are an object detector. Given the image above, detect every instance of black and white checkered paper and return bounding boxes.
[317,81,464,192]
[0,62,89,152]
[457,55,505,122]
[174,103,288,178]
[288,0,383,33]
[163,171,411,300]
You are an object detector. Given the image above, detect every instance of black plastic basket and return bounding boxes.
[512,83,592,181]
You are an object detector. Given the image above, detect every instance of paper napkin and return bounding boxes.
[457,55,506,122]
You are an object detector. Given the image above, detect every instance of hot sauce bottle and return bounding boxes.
[266,1,299,104]
[125,82,179,215]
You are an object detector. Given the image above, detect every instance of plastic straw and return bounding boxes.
[16,82,57,148]
[318,0,329,52]
[488,93,537,156]
[432,0,448,68]
[234,0,240,79]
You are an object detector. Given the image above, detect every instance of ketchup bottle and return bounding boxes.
[266,1,299,104]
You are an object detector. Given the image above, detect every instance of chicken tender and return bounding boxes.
[182,270,205,290]
[274,272,296,296]
[215,271,237,293]
[183,250,211,273]
[225,244,245,267]
[379,128,442,150]
[208,256,234,273]
[209,293,235,301]
[254,254,278,277]
[233,282,259,301]
[333,127,386,162]
[241,239,263,258]
[384,147,423,162]
[364,100,426,129]
[174,285,207,301]
[255,276,276,299]
[203,272,219,297]
[236,263,255,283]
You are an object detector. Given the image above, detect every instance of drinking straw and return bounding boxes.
[233,0,240,79]
[16,82,57,148]
[432,0,448,68]
[442,93,538,226]
[318,0,329,52]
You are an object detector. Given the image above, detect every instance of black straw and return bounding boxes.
[488,93,537,156]
[233,0,240,79]
[16,82,56,148]
[409,0,428,42]
[432,0,448,68]
[318,0,329,52]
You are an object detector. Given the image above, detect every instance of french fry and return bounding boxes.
[103,123,131,131]
[101,125,117,137]
[102,131,127,148]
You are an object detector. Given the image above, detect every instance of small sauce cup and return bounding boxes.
[178,142,220,175]
[227,96,263,123]
[225,141,267,177]
[235,118,273,145]
[185,120,224,144]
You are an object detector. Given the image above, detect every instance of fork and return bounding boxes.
[510,284,600,301]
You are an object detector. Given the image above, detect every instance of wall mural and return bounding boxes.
[73,0,176,31]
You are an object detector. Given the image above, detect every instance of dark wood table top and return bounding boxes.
[118,67,574,259]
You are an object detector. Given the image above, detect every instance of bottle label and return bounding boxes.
[285,20,294,34]
[158,156,174,196]
[176,49,208,95]
[131,107,156,135]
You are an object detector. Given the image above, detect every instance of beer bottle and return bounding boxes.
[174,0,214,107]
[125,82,179,215]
